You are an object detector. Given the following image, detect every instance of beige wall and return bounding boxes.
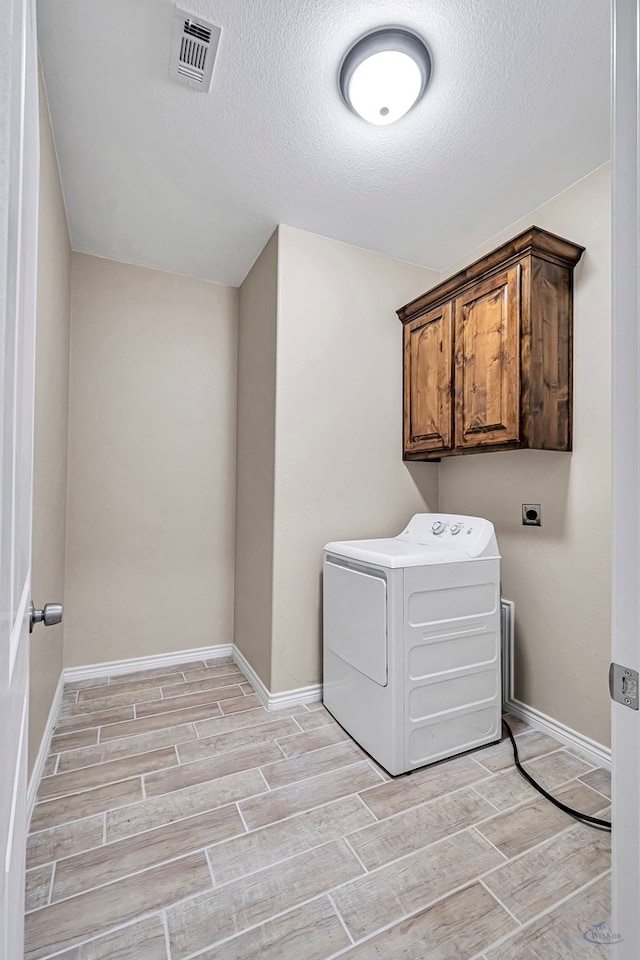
[234,232,279,688]
[31,106,609,751]
[65,255,238,665]
[270,227,439,692]
[29,77,71,774]
[438,164,611,746]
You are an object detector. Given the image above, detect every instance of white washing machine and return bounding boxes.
[323,513,501,776]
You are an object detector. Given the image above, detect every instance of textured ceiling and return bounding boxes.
[37,0,610,286]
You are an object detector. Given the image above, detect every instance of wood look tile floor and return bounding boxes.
[25,658,613,960]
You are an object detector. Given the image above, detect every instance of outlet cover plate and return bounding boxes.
[522,503,542,526]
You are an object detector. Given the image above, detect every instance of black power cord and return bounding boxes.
[502,719,612,832]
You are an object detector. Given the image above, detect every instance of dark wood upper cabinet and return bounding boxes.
[404,302,453,455]
[397,226,584,461]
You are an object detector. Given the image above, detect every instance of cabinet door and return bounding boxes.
[454,266,520,449]
[404,303,453,455]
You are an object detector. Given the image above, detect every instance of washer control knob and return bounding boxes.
[432,521,446,535]
[450,523,462,535]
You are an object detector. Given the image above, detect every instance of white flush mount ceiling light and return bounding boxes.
[339,28,432,126]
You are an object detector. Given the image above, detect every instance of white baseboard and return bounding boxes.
[232,646,322,711]
[63,644,234,683]
[504,696,611,770]
[500,596,610,770]
[27,671,64,823]
[61,641,321,712]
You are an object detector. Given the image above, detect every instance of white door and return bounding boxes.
[611,0,640,955]
[0,0,39,957]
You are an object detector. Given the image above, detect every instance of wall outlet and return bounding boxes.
[522,503,542,526]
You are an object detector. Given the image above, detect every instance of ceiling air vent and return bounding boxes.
[169,8,221,91]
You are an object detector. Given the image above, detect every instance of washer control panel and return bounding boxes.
[430,519,471,537]
[397,514,499,559]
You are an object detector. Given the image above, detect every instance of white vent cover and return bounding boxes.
[169,8,221,91]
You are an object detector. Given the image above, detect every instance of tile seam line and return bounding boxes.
[237,760,504,836]
[170,678,249,693]
[207,792,375,858]
[36,755,180,802]
[323,877,513,958]
[27,808,105,841]
[30,909,173,960]
[29,843,611,960]
[340,836,368,875]
[473,770,608,816]
[106,781,271,842]
[134,687,247,716]
[26,847,216,914]
[364,759,388,783]
[30,785,145,832]
[54,710,136,735]
[63,689,166,712]
[28,764,595,854]
[210,823,503,899]
[577,775,611,802]
[470,783,502,812]
[161,910,173,960]
[114,668,207,683]
[191,711,309,741]
[237,758,377,808]
[33,780,230,838]
[96,712,227,743]
[478,877,523,926]
[52,717,284,770]
[351,779,496,833]
[478,821,610,884]
[31,792,255,859]
[467,868,612,959]
[464,773,608,833]
[273,733,354,757]
[146,752,295,796]
[58,700,233,737]
[170,729,315,772]
[329,822,502,884]
[42,830,366,912]
[46,861,56,908]
[235,801,250,834]
[76,670,239,700]
[177,865,614,960]
[42,802,247,876]
[317,816,600,899]
[203,847,216,888]
[327,891,355,945]
[472,744,568,776]
[173,893,344,960]
[176,727,292,767]
[260,749,371,790]
[161,680,248,700]
[43,736,196,776]
[32,775,144,811]
[273,739,288,760]
[471,825,510,862]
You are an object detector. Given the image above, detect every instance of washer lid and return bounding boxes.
[325,514,499,568]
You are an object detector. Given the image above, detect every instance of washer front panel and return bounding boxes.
[323,557,388,687]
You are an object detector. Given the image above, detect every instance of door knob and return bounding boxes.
[29,601,63,633]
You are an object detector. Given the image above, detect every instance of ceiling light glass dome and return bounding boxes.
[339,28,432,126]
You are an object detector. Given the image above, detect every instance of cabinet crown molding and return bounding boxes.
[397,225,585,323]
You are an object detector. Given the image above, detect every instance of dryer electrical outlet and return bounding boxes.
[323,514,502,776]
